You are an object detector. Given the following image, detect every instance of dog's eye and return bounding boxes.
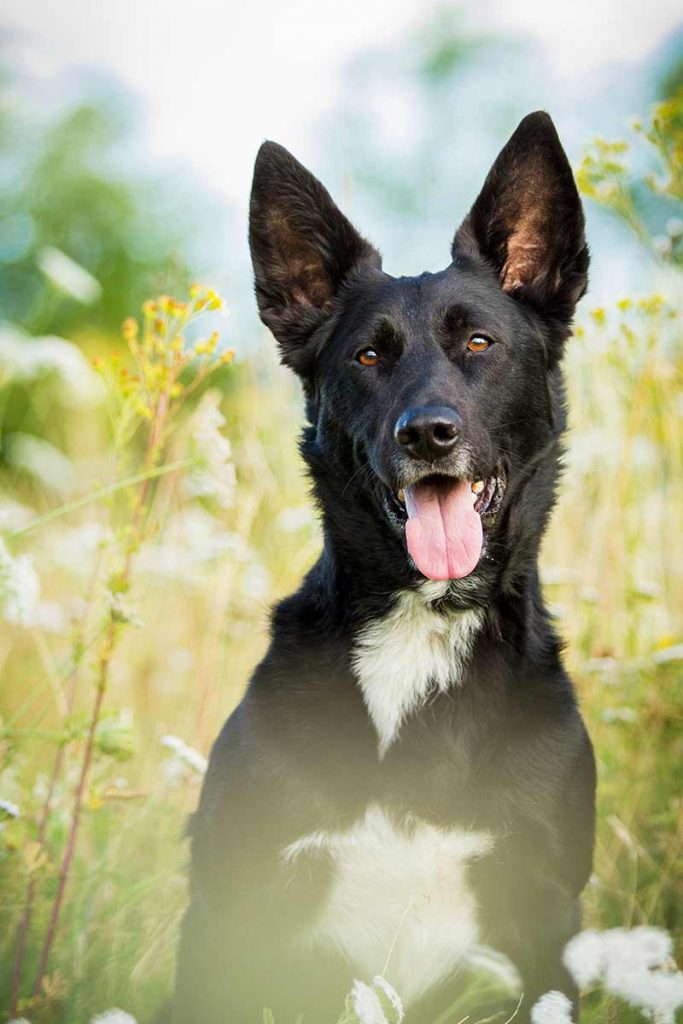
[467,334,493,353]
[357,348,379,366]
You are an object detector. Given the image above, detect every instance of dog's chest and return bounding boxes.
[284,805,493,1005]
[352,582,484,757]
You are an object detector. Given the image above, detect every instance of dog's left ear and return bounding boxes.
[249,142,381,378]
[453,111,589,335]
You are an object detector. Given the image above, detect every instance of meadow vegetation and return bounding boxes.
[0,98,682,1023]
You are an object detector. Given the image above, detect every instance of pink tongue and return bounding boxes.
[404,479,483,580]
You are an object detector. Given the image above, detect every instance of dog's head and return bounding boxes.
[249,112,588,594]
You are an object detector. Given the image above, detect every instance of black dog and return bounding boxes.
[173,111,596,1024]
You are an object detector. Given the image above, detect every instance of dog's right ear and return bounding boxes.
[249,142,381,377]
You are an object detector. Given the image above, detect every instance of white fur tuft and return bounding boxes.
[285,805,494,1006]
[352,583,483,757]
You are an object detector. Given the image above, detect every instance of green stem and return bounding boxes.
[1,729,67,740]
[6,457,197,539]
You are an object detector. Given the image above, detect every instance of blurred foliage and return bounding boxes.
[318,7,539,273]
[0,67,230,477]
[415,8,494,86]
[659,28,683,101]
[0,70,224,341]
[577,91,683,264]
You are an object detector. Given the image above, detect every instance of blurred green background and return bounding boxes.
[1,3,682,1022]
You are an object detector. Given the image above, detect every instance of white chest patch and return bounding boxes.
[352,582,484,757]
[284,805,494,1006]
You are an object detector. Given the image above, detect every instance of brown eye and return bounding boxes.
[357,348,379,366]
[467,334,492,353]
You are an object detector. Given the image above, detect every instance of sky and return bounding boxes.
[4,0,683,211]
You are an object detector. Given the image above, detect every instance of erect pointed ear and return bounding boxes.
[452,112,589,332]
[249,142,381,376]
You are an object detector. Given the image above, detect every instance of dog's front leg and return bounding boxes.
[510,904,582,1023]
[171,708,351,1023]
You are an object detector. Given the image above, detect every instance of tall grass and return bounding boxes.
[1,101,682,1023]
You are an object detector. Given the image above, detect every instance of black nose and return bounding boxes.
[394,405,462,462]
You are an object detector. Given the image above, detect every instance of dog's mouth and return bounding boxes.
[382,473,505,581]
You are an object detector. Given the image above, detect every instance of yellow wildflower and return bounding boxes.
[122,317,138,341]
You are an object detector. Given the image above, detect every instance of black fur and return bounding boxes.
[172,112,596,1024]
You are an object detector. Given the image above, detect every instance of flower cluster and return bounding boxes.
[576,93,683,264]
[93,286,234,426]
[184,390,237,509]
[563,927,683,1023]
[0,536,40,626]
[9,1014,138,1024]
[531,991,574,1024]
[0,325,102,406]
[0,797,21,819]
[160,734,208,782]
[90,1010,138,1024]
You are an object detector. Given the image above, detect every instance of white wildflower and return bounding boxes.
[276,506,317,533]
[0,536,40,626]
[372,976,404,1023]
[583,656,619,676]
[38,246,102,305]
[601,707,637,724]
[351,979,388,1024]
[51,522,112,570]
[563,928,605,988]
[138,509,248,581]
[666,217,683,238]
[4,432,75,494]
[32,600,67,633]
[564,927,683,1021]
[565,926,673,985]
[243,563,271,602]
[614,926,673,969]
[0,324,102,405]
[9,1018,33,1024]
[632,580,661,600]
[540,567,580,586]
[0,798,21,819]
[0,498,33,531]
[606,966,683,1023]
[653,235,672,256]
[601,929,680,1021]
[530,990,574,1024]
[160,735,207,778]
[90,1011,137,1024]
[109,591,143,627]
[185,390,236,509]
[652,644,683,665]
[160,735,184,755]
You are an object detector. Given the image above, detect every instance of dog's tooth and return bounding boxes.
[471,480,485,494]
[397,489,405,503]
